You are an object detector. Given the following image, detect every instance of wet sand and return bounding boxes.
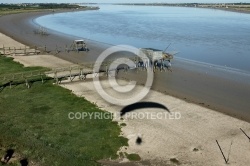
[0,11,250,122]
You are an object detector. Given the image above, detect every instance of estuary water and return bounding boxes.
[35,5,250,72]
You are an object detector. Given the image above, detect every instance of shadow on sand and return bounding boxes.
[120,101,170,116]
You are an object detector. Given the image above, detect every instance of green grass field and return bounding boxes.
[0,56,128,165]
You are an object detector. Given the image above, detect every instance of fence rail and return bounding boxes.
[0,45,43,56]
[0,55,172,89]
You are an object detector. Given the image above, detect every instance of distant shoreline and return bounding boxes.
[116,3,250,14]
[205,6,250,14]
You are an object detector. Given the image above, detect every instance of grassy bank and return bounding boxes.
[0,3,90,16]
[0,56,128,165]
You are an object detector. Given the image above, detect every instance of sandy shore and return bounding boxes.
[198,5,250,14]
[0,11,250,123]
[1,33,250,165]
[208,7,250,14]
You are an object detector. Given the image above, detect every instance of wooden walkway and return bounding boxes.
[0,45,42,56]
[0,44,89,56]
[0,57,171,89]
[0,69,48,89]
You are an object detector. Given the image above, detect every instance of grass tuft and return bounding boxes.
[125,153,141,161]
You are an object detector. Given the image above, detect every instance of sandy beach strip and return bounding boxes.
[1,32,250,165]
[1,11,250,122]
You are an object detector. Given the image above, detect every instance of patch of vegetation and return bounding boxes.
[170,157,180,165]
[0,56,49,87]
[0,56,45,75]
[120,123,127,127]
[38,3,83,9]
[0,56,128,165]
[0,3,88,16]
[124,152,141,161]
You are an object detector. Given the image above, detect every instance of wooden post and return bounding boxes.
[70,67,72,81]
[135,58,138,70]
[79,68,83,80]
[106,65,108,77]
[25,79,30,89]
[44,45,47,53]
[240,128,250,141]
[152,60,154,71]
[14,47,16,56]
[3,45,5,55]
[136,59,139,71]
[216,140,228,164]
[40,72,44,84]
[54,71,58,84]
[24,46,26,55]
[83,74,87,80]
[160,59,163,72]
